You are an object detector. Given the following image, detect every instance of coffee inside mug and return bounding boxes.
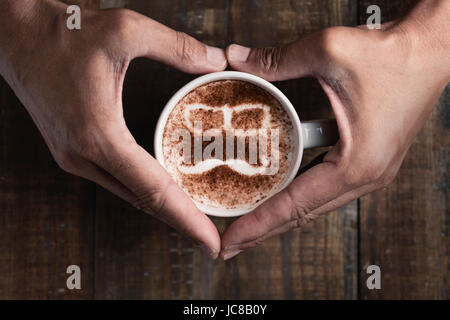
[154,71,337,217]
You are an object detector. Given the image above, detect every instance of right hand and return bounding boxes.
[0,0,227,258]
[220,19,450,259]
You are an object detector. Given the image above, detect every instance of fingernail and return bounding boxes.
[206,46,227,68]
[222,249,243,261]
[199,243,219,260]
[227,44,251,63]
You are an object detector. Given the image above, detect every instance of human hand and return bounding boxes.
[0,0,227,258]
[221,2,450,259]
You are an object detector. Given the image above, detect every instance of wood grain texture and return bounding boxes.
[1,0,447,300]
[221,1,358,300]
[0,0,97,300]
[93,0,358,300]
[358,0,450,299]
[94,0,230,300]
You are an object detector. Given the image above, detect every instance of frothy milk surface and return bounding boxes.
[162,80,295,211]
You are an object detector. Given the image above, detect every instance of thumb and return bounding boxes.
[226,34,324,81]
[128,10,227,73]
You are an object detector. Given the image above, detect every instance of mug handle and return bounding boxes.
[302,119,339,149]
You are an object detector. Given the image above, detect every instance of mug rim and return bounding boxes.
[154,71,304,217]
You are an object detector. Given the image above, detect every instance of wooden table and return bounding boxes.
[0,0,448,299]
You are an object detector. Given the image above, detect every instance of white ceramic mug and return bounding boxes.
[154,71,338,217]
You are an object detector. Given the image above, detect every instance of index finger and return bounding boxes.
[220,78,354,259]
[91,128,221,258]
[220,157,348,256]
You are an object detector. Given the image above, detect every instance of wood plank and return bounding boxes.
[95,0,358,299]
[94,0,230,299]
[0,0,98,299]
[358,0,449,299]
[198,0,358,300]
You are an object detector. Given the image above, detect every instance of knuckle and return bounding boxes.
[291,206,308,227]
[285,182,317,228]
[107,8,134,31]
[175,31,201,65]
[132,180,171,216]
[257,46,282,74]
[291,206,316,228]
[316,27,354,60]
[286,187,313,227]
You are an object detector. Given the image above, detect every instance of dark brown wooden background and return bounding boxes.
[0,0,448,299]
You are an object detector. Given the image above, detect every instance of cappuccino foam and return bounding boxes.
[162,80,295,211]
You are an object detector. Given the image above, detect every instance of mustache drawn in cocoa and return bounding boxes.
[162,80,295,211]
